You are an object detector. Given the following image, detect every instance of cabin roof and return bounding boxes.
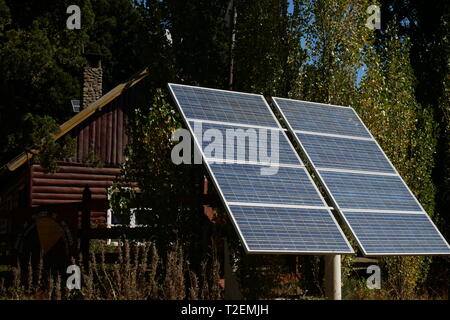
[1,68,149,173]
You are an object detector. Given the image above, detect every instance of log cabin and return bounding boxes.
[0,61,150,229]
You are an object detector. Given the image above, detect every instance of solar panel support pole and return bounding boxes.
[324,255,341,300]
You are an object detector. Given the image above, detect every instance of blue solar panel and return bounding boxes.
[319,171,422,212]
[189,121,301,165]
[297,133,395,174]
[170,84,279,128]
[231,205,351,252]
[211,163,324,207]
[343,212,450,255]
[273,96,450,255]
[170,84,353,254]
[273,98,371,138]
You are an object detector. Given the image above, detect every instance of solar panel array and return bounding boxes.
[169,84,353,254]
[273,97,450,255]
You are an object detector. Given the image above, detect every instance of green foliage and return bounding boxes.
[83,149,104,168]
[379,0,450,293]
[165,0,229,87]
[358,23,436,298]
[0,1,88,164]
[110,89,210,260]
[301,0,371,105]
[6,113,75,172]
[234,0,307,96]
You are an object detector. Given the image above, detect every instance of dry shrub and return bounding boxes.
[0,240,223,300]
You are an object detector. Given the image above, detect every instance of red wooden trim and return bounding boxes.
[106,109,112,164]
[117,107,124,164]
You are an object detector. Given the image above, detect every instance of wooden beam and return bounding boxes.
[32,178,114,187]
[33,165,121,175]
[31,186,108,194]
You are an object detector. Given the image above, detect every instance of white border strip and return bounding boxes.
[274,96,353,110]
[205,158,304,168]
[341,208,425,214]
[317,167,398,177]
[227,202,333,210]
[294,130,374,142]
[187,118,284,131]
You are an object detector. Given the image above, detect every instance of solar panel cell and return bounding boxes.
[231,205,353,252]
[274,98,371,138]
[297,133,395,174]
[318,170,422,212]
[189,121,301,165]
[343,212,450,254]
[211,163,324,207]
[170,84,279,128]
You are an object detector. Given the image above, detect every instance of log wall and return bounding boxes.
[29,165,121,227]
[70,95,128,166]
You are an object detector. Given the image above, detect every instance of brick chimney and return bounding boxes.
[82,53,103,109]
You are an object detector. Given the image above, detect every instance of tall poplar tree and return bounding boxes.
[359,23,437,298]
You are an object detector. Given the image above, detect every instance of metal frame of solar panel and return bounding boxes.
[272,97,450,256]
[168,83,353,254]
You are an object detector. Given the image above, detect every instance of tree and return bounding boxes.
[233,0,306,96]
[358,23,436,298]
[301,0,370,106]
[110,89,214,265]
[376,0,450,295]
[0,0,91,164]
[7,113,75,172]
[163,0,229,88]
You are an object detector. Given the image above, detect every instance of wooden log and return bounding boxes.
[76,130,83,162]
[31,199,81,205]
[32,193,107,200]
[123,113,128,150]
[106,110,112,164]
[95,114,102,158]
[112,107,117,165]
[32,178,113,187]
[90,118,95,151]
[31,186,107,194]
[101,112,107,161]
[32,172,117,181]
[117,107,124,164]
[83,124,89,162]
[33,165,120,175]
